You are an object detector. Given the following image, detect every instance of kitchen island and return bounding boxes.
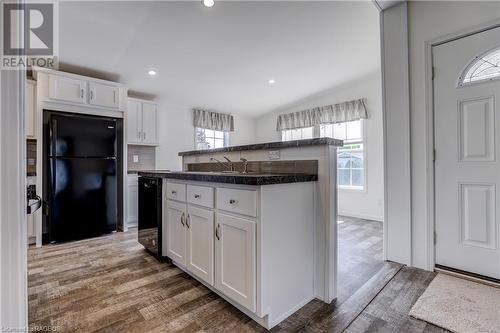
[139,138,342,329]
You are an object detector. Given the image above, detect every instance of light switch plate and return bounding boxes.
[133,155,139,163]
[268,150,280,160]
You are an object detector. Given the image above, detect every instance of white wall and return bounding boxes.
[255,71,384,221]
[406,1,500,269]
[229,114,257,146]
[155,100,256,171]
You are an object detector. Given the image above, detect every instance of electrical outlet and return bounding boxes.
[268,150,280,160]
[133,155,139,163]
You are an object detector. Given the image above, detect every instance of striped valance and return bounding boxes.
[276,98,368,131]
[193,109,234,132]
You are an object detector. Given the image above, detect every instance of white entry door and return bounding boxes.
[434,26,500,279]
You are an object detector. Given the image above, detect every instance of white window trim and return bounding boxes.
[194,127,230,150]
[282,120,367,192]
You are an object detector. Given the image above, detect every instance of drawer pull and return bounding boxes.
[229,199,237,205]
[171,190,177,195]
[194,194,201,199]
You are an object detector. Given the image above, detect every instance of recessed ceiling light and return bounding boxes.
[147,70,157,76]
[268,78,276,85]
[202,0,215,8]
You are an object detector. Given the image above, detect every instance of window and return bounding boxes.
[459,46,500,87]
[320,120,365,190]
[195,128,229,150]
[281,127,314,141]
[281,120,365,190]
[320,120,362,143]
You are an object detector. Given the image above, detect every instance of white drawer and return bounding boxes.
[187,185,214,208]
[166,182,186,202]
[217,188,257,217]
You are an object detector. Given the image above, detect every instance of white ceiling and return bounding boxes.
[59,1,380,116]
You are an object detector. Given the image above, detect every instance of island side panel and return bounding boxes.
[260,182,315,326]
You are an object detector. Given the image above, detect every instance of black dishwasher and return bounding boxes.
[138,177,164,259]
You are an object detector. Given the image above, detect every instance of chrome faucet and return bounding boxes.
[240,157,249,174]
[210,156,234,172]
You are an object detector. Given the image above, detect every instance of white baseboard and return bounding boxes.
[338,211,383,222]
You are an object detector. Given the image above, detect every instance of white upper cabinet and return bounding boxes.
[127,98,159,146]
[48,75,86,104]
[127,100,142,144]
[33,67,126,113]
[88,82,119,109]
[142,102,159,145]
[26,80,36,139]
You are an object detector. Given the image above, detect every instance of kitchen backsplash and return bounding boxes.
[27,139,37,176]
[128,145,156,171]
[187,160,318,175]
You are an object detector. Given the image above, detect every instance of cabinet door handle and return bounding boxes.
[80,88,84,98]
[180,212,185,226]
[186,214,191,228]
[90,90,94,100]
[113,91,116,104]
[194,194,201,199]
[137,131,141,139]
[215,223,220,240]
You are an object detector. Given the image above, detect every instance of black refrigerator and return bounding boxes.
[45,112,118,243]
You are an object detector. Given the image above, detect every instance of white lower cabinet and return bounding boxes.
[215,213,256,312]
[166,199,215,286]
[126,174,138,228]
[166,200,187,266]
[27,214,36,244]
[186,205,214,285]
[163,180,316,330]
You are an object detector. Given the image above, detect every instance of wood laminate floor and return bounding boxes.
[28,218,446,332]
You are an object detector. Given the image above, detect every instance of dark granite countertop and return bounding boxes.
[137,171,318,186]
[178,138,343,156]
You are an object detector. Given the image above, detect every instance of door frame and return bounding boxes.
[425,18,500,271]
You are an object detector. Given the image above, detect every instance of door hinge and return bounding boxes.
[433,149,437,162]
[434,231,437,245]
